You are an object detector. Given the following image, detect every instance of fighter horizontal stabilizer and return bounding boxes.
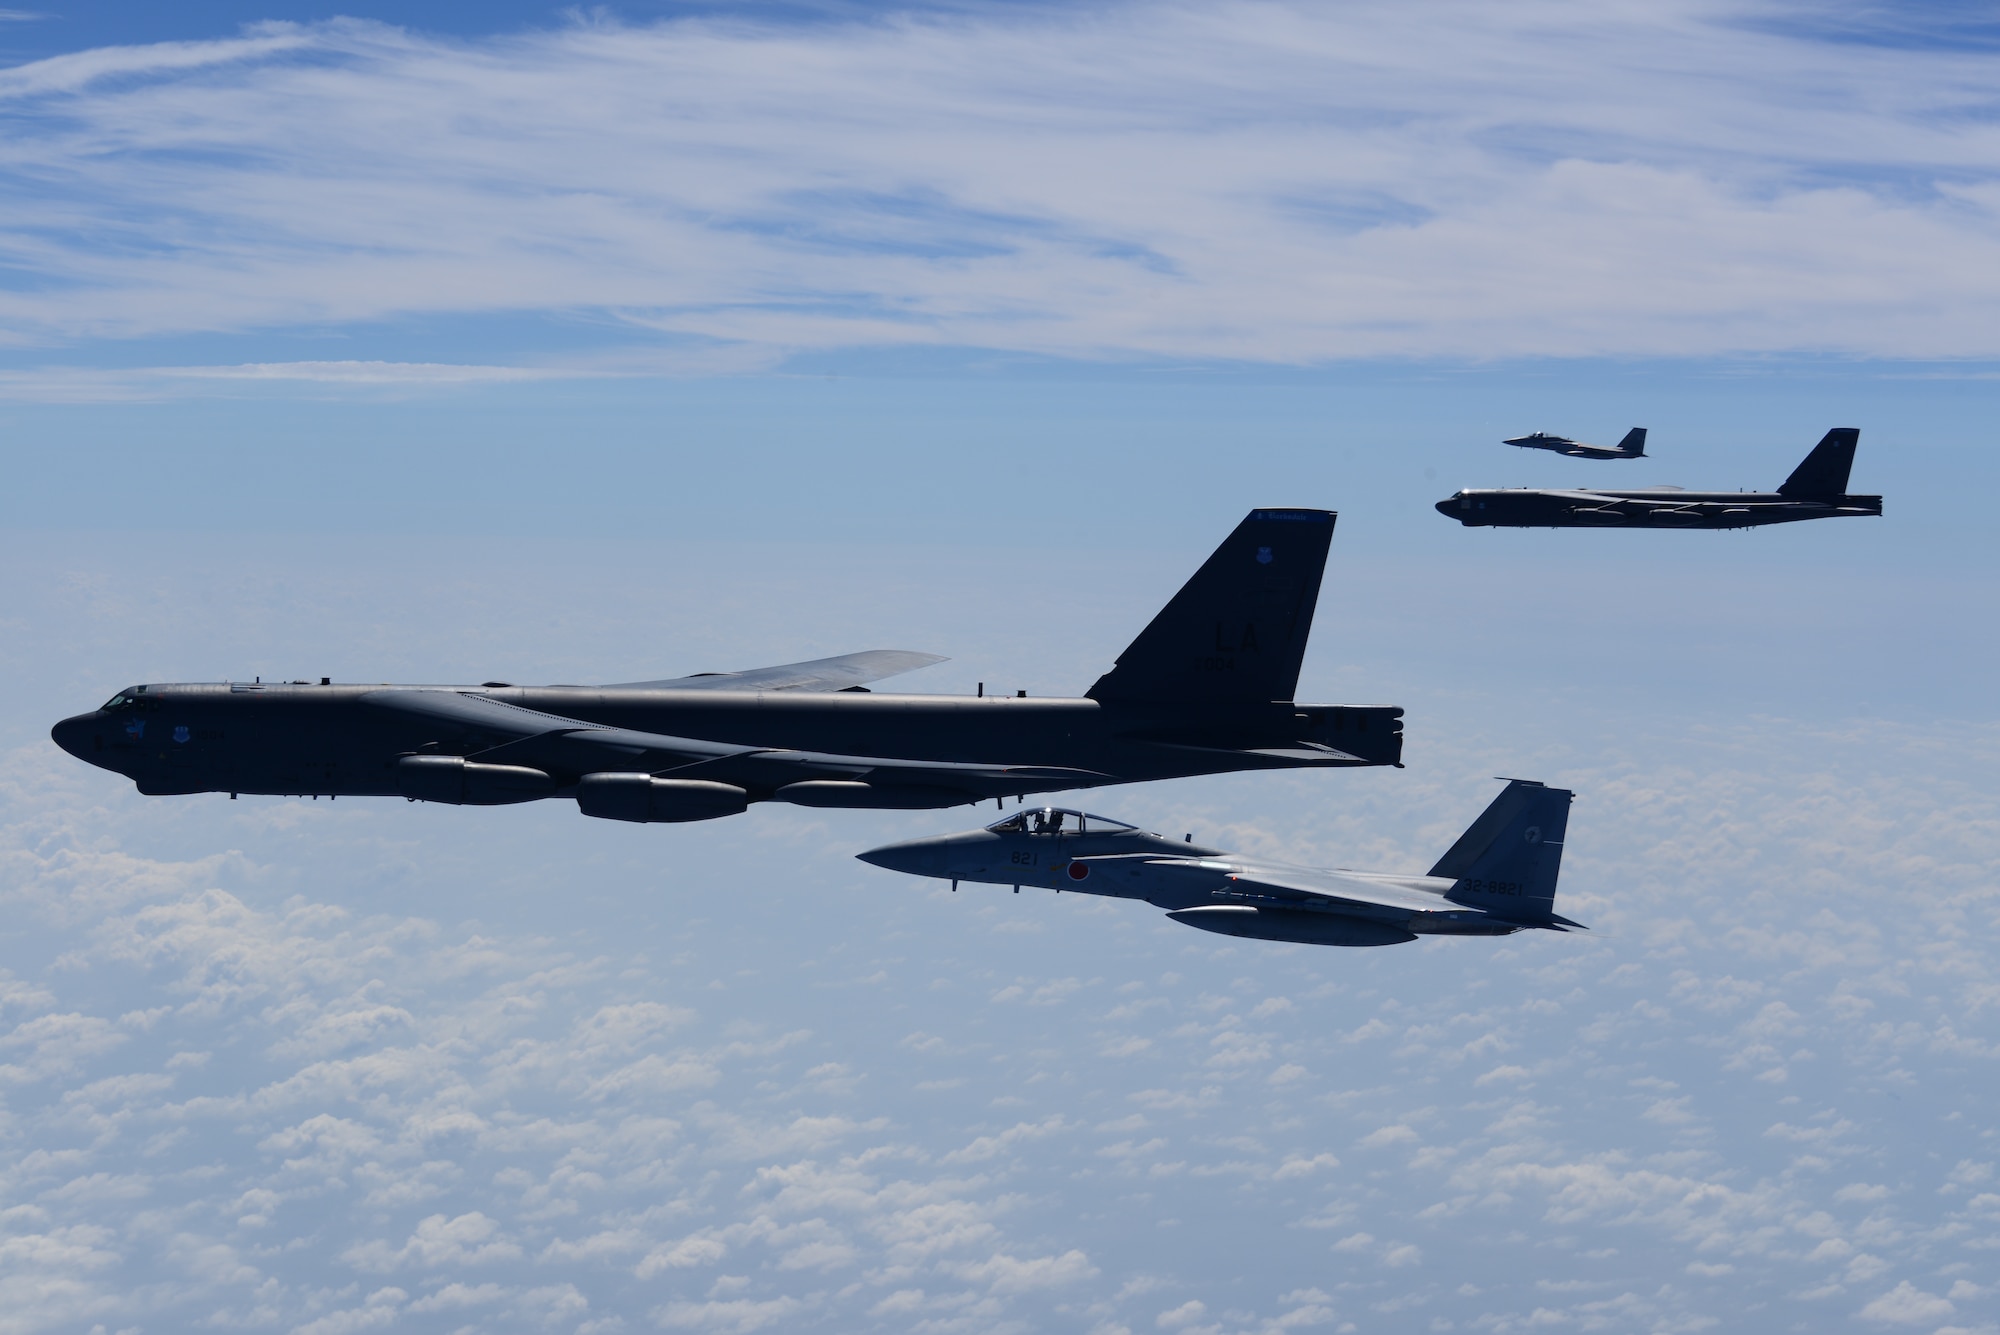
[603,649,947,692]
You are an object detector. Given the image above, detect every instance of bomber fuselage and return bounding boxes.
[1436,486,1883,529]
[51,682,1402,801]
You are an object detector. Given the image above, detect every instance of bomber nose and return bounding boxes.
[1434,498,1457,517]
[50,713,100,762]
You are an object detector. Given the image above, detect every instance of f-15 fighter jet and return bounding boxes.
[1504,427,1647,460]
[857,779,1582,947]
[1438,428,1880,529]
[51,509,1403,822]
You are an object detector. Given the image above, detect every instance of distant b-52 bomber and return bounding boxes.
[858,779,1581,948]
[1439,428,1881,530]
[1504,427,1647,460]
[52,509,1403,821]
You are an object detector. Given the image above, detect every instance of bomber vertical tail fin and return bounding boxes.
[1430,779,1573,923]
[1778,428,1859,498]
[1617,427,1647,457]
[1087,509,1334,708]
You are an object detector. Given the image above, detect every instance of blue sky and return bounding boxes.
[1,4,1998,1334]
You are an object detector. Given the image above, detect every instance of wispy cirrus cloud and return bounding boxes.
[0,28,312,97]
[0,3,1997,365]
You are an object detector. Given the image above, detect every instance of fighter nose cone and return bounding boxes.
[856,841,927,875]
[856,837,953,878]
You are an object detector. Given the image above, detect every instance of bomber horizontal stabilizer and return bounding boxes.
[603,649,947,692]
[1145,741,1370,767]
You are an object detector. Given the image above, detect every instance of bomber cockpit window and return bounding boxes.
[101,689,136,712]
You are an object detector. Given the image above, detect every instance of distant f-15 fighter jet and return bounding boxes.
[1438,428,1881,529]
[858,779,1581,947]
[1504,427,1646,460]
[51,509,1403,821]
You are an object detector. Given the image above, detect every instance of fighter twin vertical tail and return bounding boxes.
[1086,509,1334,709]
[1429,779,1574,923]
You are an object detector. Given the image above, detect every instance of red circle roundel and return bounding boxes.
[1067,861,1090,881]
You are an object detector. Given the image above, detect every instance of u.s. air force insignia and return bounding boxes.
[1255,546,1273,565]
[173,725,191,744]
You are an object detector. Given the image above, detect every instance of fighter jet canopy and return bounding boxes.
[985,807,1139,835]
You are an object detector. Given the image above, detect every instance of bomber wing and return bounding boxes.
[362,688,742,770]
[360,688,1099,804]
[602,649,947,692]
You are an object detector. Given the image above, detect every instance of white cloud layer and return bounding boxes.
[2,529,1997,1333]
[3,3,2000,363]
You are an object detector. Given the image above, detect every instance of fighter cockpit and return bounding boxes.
[985,806,1140,836]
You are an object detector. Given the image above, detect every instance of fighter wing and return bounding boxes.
[1178,861,1450,919]
[1225,866,1587,932]
[360,688,1101,802]
[603,649,947,692]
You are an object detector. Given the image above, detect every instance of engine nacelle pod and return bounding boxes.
[774,780,970,810]
[576,773,749,823]
[397,755,554,806]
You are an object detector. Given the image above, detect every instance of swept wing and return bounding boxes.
[602,649,946,692]
[360,688,1099,803]
[1134,858,1451,920]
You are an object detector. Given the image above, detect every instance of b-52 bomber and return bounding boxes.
[858,779,1581,948]
[1504,427,1647,460]
[51,509,1403,823]
[1439,428,1880,530]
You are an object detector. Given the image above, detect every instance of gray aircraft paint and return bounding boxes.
[1441,427,1880,529]
[1502,427,1647,460]
[50,509,1403,820]
[856,780,1581,948]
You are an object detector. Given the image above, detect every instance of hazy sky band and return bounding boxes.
[3,2,2000,365]
[4,5,1999,1332]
